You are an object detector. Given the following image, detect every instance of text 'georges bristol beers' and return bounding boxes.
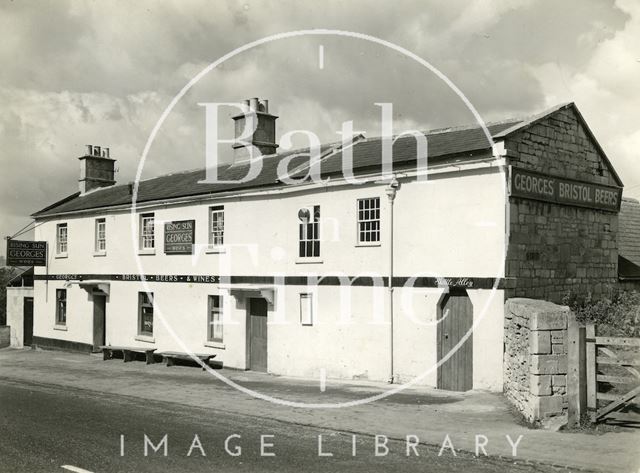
[510,167,622,212]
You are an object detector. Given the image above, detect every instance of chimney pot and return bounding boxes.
[93,145,101,156]
[86,144,93,155]
[249,97,259,111]
[262,99,269,113]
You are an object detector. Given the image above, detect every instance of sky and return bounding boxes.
[0,0,639,241]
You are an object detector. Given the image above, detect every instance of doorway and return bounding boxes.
[23,297,33,346]
[248,297,268,372]
[93,294,106,351]
[437,290,473,391]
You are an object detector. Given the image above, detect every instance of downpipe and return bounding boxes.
[385,178,399,384]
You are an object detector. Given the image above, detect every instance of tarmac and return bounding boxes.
[0,347,638,472]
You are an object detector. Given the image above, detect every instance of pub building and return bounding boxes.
[22,100,634,392]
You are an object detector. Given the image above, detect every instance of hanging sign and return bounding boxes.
[6,239,47,266]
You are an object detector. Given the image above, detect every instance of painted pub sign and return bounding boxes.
[164,220,195,255]
[509,167,622,212]
[6,239,47,266]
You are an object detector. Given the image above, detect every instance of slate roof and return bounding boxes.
[33,102,615,218]
[619,197,640,271]
[32,118,523,218]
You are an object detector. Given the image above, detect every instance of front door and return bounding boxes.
[93,294,106,351]
[437,290,473,391]
[248,298,268,372]
[23,297,33,346]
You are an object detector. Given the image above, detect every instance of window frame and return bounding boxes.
[56,223,68,256]
[138,292,154,336]
[208,205,225,249]
[94,218,106,254]
[207,294,223,343]
[356,197,381,246]
[300,293,313,326]
[298,205,321,259]
[139,213,155,252]
[55,289,67,326]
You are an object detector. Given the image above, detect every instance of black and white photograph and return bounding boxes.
[1,1,639,472]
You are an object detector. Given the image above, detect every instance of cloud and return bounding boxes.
[529,0,640,193]
[0,0,638,241]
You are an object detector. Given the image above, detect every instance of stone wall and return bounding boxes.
[504,298,570,422]
[505,106,620,304]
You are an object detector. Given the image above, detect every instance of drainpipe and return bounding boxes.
[385,178,399,384]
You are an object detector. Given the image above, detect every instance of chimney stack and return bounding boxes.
[231,97,278,163]
[78,145,116,194]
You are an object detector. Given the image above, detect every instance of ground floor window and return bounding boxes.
[55,289,67,325]
[300,293,313,326]
[207,295,223,342]
[138,292,154,336]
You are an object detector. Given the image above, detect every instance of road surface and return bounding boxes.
[0,379,571,472]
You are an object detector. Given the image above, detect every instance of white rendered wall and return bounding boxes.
[6,287,33,348]
[32,166,507,389]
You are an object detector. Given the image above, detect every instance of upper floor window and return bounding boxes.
[357,197,380,244]
[138,292,154,336]
[299,205,320,258]
[209,205,224,247]
[56,223,68,255]
[139,213,155,250]
[56,289,67,325]
[207,295,223,343]
[95,218,106,253]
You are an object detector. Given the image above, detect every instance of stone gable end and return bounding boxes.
[504,106,619,187]
[504,106,620,303]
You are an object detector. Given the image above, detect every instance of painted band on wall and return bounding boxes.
[509,166,622,212]
[33,273,508,289]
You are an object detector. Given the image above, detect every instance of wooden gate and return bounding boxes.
[585,324,640,423]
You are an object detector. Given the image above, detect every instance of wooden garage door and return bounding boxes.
[437,291,473,391]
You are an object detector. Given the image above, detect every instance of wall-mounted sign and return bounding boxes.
[164,220,195,255]
[6,239,47,266]
[509,167,622,212]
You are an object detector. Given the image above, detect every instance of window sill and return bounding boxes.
[205,246,227,254]
[137,249,156,256]
[204,341,225,349]
[93,251,107,257]
[55,253,68,259]
[355,242,381,248]
[135,335,155,343]
[295,258,324,264]
[53,325,68,331]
